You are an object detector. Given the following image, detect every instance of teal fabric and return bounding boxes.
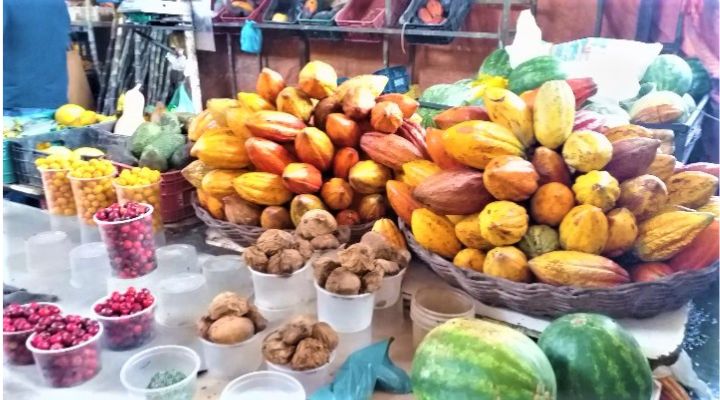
[3,0,70,109]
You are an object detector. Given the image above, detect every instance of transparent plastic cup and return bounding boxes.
[250,261,314,310]
[26,324,103,388]
[3,303,63,366]
[92,297,157,351]
[69,172,117,227]
[374,268,407,309]
[156,244,199,276]
[266,353,335,395]
[70,242,111,298]
[220,371,305,400]
[315,282,375,333]
[410,286,474,348]
[202,255,253,298]
[120,345,201,400]
[199,333,263,379]
[49,214,81,243]
[25,231,72,274]
[114,181,164,233]
[40,169,77,216]
[156,273,208,327]
[94,204,157,279]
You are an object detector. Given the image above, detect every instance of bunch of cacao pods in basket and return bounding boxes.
[182,61,430,233]
[396,80,719,289]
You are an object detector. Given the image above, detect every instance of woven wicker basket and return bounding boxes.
[192,194,374,247]
[400,221,718,319]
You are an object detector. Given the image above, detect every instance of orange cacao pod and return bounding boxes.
[370,101,404,134]
[426,128,464,170]
[320,178,354,210]
[245,137,296,175]
[386,180,423,225]
[295,127,335,171]
[256,67,285,104]
[336,209,362,226]
[357,194,386,222]
[376,93,419,118]
[325,113,360,147]
[245,110,306,142]
[282,163,322,194]
[360,131,423,170]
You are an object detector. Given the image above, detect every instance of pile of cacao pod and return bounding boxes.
[399,80,719,289]
[182,61,430,236]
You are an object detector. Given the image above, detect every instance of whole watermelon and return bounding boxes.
[538,313,653,400]
[508,56,566,94]
[686,57,712,100]
[641,54,693,95]
[412,318,557,400]
[478,48,512,78]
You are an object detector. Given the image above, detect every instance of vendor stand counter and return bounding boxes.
[3,200,718,399]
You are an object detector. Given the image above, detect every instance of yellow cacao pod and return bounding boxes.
[411,208,462,258]
[454,213,493,250]
[201,169,246,198]
[483,246,530,282]
[634,210,714,261]
[697,196,720,219]
[646,153,676,182]
[561,130,613,172]
[559,204,608,254]
[618,175,668,221]
[479,201,529,246]
[289,194,326,226]
[372,218,407,250]
[533,80,575,149]
[232,172,293,206]
[400,160,442,187]
[453,248,486,272]
[442,120,525,169]
[666,171,719,209]
[446,215,465,225]
[572,170,620,212]
[602,208,638,257]
[191,128,250,169]
[481,87,534,147]
[348,160,392,194]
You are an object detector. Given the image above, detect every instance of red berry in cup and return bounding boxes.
[3,303,61,365]
[94,202,158,278]
[93,287,156,351]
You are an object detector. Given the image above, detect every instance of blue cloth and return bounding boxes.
[240,20,262,54]
[3,0,70,109]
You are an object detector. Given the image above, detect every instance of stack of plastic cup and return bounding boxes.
[410,286,475,348]
[25,231,73,293]
[94,204,157,279]
[315,282,375,333]
[69,242,111,300]
[156,244,199,277]
[114,180,165,243]
[156,273,208,327]
[202,255,253,298]
[69,172,117,243]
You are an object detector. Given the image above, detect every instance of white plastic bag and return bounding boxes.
[113,84,145,136]
[505,10,552,68]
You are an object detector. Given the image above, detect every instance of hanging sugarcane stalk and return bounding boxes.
[83,0,101,80]
[133,30,142,86]
[97,12,120,113]
[109,27,133,114]
[146,30,160,106]
[102,22,126,115]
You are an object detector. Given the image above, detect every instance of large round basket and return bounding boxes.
[400,221,718,319]
[192,194,374,247]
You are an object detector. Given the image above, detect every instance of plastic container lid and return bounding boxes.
[220,371,305,400]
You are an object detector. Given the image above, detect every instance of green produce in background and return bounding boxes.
[641,54,692,95]
[508,56,567,94]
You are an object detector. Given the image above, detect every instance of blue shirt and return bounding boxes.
[3,0,70,109]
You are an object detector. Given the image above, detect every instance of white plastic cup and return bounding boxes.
[251,261,314,310]
[315,282,375,333]
[79,223,101,244]
[49,214,81,243]
[199,333,263,379]
[374,268,407,309]
[202,255,253,298]
[156,244,199,276]
[120,345,201,400]
[156,273,208,327]
[25,231,72,274]
[220,371,305,400]
[410,286,475,348]
[256,300,315,324]
[266,353,335,395]
[70,242,110,298]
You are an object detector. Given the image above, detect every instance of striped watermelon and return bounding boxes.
[641,54,692,95]
[538,313,653,400]
[479,48,512,78]
[686,58,712,100]
[411,318,557,400]
[508,56,567,94]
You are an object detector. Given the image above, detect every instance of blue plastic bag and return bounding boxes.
[310,339,411,400]
[167,83,195,113]
[240,21,262,54]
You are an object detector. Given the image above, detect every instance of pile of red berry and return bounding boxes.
[95,202,149,222]
[93,287,156,350]
[95,202,157,278]
[3,303,62,365]
[28,315,102,388]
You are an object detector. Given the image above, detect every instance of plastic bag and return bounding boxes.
[240,21,263,54]
[504,10,552,68]
[168,84,195,114]
[309,339,411,400]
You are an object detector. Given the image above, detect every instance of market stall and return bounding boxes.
[2,1,719,400]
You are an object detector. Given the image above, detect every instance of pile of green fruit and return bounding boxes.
[127,113,192,172]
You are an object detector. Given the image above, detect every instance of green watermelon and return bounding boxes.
[412,318,556,400]
[538,313,653,400]
[508,56,567,94]
[686,58,712,100]
[641,54,692,95]
[478,48,512,78]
